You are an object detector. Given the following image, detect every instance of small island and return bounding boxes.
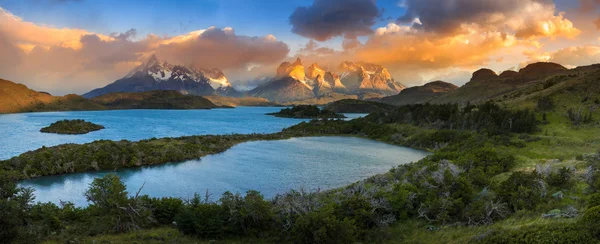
[266,105,346,119]
[40,119,105,135]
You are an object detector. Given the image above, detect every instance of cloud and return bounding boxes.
[289,0,380,41]
[0,7,289,94]
[155,27,289,71]
[524,45,600,68]
[397,0,580,39]
[298,40,336,56]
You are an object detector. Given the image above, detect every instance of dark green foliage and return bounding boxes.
[588,193,600,207]
[363,102,538,135]
[291,206,358,244]
[582,206,600,238]
[220,190,273,236]
[473,223,594,243]
[536,96,554,111]
[40,119,104,134]
[267,105,346,119]
[141,197,183,225]
[497,172,544,211]
[1,133,289,179]
[0,171,35,243]
[85,174,153,233]
[566,107,593,125]
[324,99,397,113]
[176,200,226,237]
[547,167,573,187]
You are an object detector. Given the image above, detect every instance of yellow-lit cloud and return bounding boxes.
[0,7,289,95]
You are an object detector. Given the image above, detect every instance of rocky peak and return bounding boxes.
[519,62,567,78]
[423,81,458,93]
[292,58,303,66]
[470,68,499,82]
[275,59,306,82]
[499,70,519,78]
[306,63,326,81]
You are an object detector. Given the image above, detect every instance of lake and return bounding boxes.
[0,107,365,160]
[20,136,429,206]
[0,107,428,206]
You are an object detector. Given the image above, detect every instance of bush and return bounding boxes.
[497,172,545,211]
[291,206,358,244]
[220,190,273,236]
[582,206,600,238]
[536,97,554,111]
[175,201,225,238]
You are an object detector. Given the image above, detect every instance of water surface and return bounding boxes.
[0,107,365,159]
[20,136,428,206]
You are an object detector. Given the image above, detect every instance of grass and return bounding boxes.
[41,227,269,244]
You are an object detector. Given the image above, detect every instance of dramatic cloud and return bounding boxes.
[155,27,289,71]
[289,0,380,41]
[0,7,289,94]
[525,45,600,68]
[397,0,580,39]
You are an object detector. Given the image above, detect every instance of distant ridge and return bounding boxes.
[83,55,242,98]
[377,81,458,106]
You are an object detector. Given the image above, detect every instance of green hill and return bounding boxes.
[91,90,223,109]
[378,80,458,105]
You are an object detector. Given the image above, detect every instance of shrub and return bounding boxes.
[497,172,545,211]
[291,206,358,244]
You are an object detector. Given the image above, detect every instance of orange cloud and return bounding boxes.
[524,45,600,68]
[0,7,289,95]
[0,7,112,50]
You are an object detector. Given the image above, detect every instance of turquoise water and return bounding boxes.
[0,107,365,160]
[20,136,429,206]
[1,107,427,206]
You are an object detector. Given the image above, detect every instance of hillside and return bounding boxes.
[0,78,107,113]
[0,78,226,113]
[91,90,222,109]
[377,80,458,105]
[0,78,58,113]
[324,99,396,113]
[432,62,568,104]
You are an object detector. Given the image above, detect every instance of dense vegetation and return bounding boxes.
[324,99,397,113]
[266,105,346,118]
[91,90,225,110]
[40,119,105,135]
[1,133,288,179]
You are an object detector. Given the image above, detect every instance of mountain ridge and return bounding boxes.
[83,55,242,98]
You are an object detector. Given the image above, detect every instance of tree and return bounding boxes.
[85,174,151,233]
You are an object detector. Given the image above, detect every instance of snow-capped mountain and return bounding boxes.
[83,55,241,98]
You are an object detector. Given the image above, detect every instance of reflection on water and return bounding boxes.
[20,136,429,206]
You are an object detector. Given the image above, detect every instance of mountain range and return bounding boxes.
[83,55,241,98]
[82,55,407,104]
[374,62,570,106]
[250,58,406,103]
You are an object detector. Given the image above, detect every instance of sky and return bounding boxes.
[0,0,599,95]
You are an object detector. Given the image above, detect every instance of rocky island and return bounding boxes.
[266,105,346,119]
[40,119,105,135]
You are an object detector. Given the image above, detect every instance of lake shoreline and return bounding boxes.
[3,129,429,181]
